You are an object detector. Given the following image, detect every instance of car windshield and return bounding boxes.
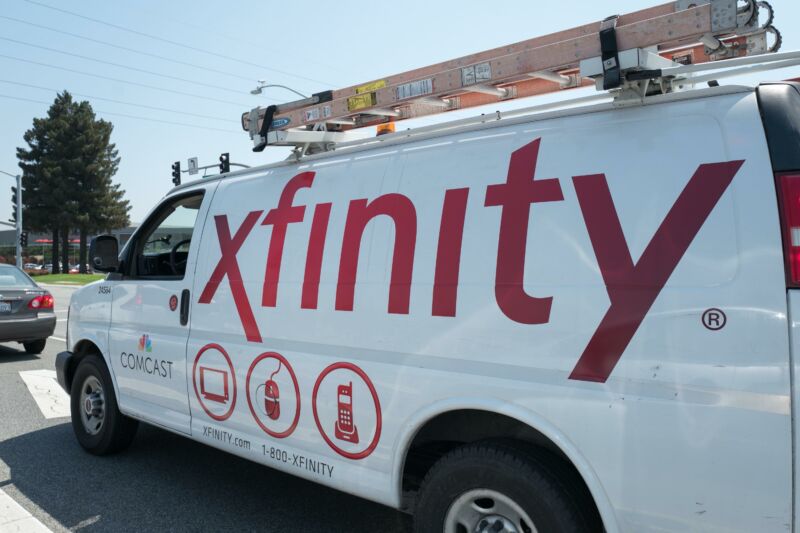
[0,265,36,288]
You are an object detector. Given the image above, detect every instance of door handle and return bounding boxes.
[180,289,190,326]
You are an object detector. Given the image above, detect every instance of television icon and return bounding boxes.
[199,367,229,403]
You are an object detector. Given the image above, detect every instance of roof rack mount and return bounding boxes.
[243,0,782,152]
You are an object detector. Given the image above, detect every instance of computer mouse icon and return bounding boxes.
[265,379,280,420]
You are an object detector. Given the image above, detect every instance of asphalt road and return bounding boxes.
[0,284,412,532]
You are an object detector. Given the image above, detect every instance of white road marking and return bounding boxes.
[49,336,66,343]
[18,370,70,419]
[0,487,53,532]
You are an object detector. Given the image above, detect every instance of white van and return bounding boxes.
[57,79,800,532]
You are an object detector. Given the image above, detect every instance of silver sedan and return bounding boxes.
[0,264,56,353]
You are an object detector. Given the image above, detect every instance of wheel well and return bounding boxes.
[401,409,602,525]
[66,340,102,392]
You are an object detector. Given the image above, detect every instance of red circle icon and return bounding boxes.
[192,343,237,421]
[246,352,301,439]
[169,295,178,311]
[312,362,382,460]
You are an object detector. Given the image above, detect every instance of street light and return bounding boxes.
[250,81,308,99]
[0,169,22,269]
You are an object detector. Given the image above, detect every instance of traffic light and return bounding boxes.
[171,161,181,186]
[19,231,28,247]
[219,152,230,174]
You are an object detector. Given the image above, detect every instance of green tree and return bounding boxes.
[16,91,130,273]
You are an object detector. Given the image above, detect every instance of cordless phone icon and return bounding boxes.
[334,382,359,444]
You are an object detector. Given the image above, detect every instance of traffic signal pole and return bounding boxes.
[0,170,22,268]
[171,154,249,186]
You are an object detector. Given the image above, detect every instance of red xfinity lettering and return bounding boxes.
[484,138,564,324]
[197,138,744,383]
[302,202,332,310]
[198,210,264,343]
[432,188,470,317]
[336,194,417,314]
[262,171,315,307]
[569,160,744,382]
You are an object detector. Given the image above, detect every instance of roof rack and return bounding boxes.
[243,0,782,154]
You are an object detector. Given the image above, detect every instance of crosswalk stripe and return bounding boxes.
[0,487,53,532]
[18,370,70,419]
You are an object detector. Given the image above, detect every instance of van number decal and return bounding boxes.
[197,138,743,383]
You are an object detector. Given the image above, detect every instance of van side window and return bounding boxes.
[131,193,204,280]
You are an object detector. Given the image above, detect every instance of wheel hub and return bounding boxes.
[474,515,518,533]
[445,489,536,533]
[83,393,103,417]
[78,376,106,435]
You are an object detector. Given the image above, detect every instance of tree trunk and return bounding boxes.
[79,227,87,273]
[61,227,70,274]
[51,227,60,274]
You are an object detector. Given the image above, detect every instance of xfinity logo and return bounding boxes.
[198,138,743,382]
[121,334,172,379]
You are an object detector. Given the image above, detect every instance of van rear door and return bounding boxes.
[758,81,800,532]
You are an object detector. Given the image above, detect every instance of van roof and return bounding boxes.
[171,83,754,196]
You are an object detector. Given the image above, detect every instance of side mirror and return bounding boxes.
[89,235,120,272]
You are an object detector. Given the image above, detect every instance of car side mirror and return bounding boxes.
[90,235,120,272]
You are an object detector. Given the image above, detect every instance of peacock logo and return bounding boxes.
[138,334,152,353]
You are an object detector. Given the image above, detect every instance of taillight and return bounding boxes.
[28,294,54,310]
[777,173,800,287]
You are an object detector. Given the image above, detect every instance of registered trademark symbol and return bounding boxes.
[702,308,726,331]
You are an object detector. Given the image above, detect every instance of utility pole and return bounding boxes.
[16,173,22,269]
[0,170,22,268]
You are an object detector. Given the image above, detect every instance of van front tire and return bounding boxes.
[414,440,599,533]
[70,354,138,455]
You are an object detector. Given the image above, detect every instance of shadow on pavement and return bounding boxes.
[0,344,41,363]
[0,423,412,532]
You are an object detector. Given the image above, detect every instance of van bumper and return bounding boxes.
[56,350,73,394]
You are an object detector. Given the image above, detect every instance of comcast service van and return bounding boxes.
[55,3,800,531]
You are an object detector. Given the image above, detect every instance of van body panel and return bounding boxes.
[68,86,794,532]
[760,81,800,533]
[788,290,800,533]
[67,281,119,397]
[106,185,217,434]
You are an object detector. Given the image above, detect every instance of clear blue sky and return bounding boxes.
[1,0,798,225]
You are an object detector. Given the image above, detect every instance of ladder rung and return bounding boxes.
[470,85,509,98]
[364,108,401,117]
[326,118,356,126]
[528,71,572,86]
[416,97,451,108]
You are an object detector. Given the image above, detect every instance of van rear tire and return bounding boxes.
[70,354,138,455]
[413,440,599,533]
